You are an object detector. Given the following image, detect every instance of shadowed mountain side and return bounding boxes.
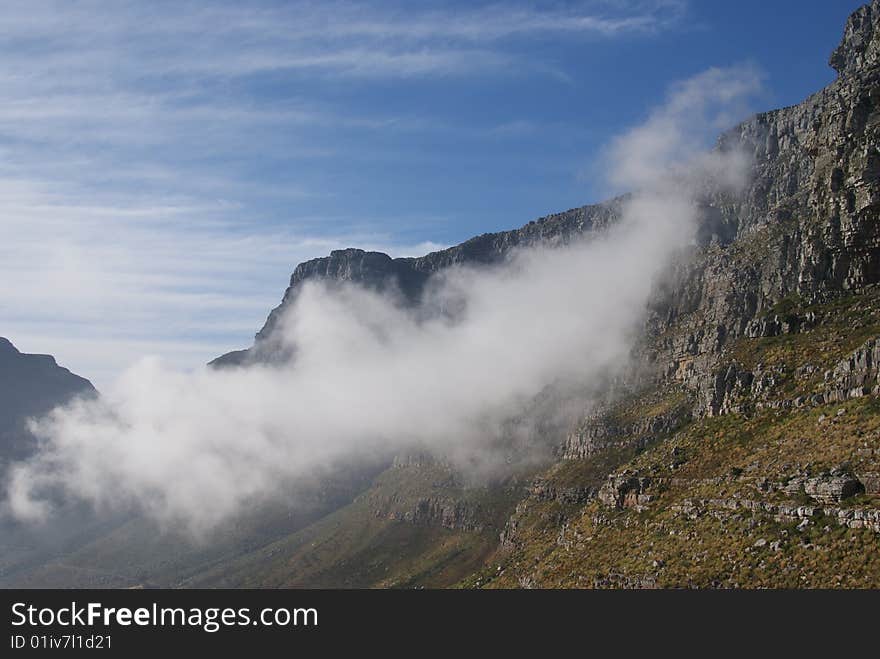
[0,458,387,588]
[0,337,95,464]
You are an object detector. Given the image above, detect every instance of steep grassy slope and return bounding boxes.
[476,410,880,588]
[0,464,385,588]
[184,461,531,588]
[474,300,880,588]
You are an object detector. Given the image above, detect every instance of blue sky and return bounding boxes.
[0,0,864,387]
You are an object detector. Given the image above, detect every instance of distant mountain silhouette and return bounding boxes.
[0,337,96,464]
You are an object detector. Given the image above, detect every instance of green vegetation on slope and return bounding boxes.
[473,387,880,588]
[184,462,532,588]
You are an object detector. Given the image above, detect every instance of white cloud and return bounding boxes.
[0,175,441,388]
[0,1,688,385]
[606,65,762,192]
[4,65,759,533]
[0,1,689,149]
[0,2,686,57]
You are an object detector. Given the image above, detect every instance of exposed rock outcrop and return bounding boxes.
[528,478,596,504]
[379,496,485,533]
[823,336,880,401]
[674,497,880,534]
[562,395,691,459]
[597,472,656,510]
[781,470,866,504]
[830,0,880,76]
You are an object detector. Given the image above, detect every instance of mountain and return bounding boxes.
[209,199,623,368]
[480,0,880,587]
[5,1,880,589]
[0,337,95,465]
[200,0,880,588]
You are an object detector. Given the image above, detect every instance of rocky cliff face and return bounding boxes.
[637,3,880,417]
[526,0,880,434]
[831,0,880,76]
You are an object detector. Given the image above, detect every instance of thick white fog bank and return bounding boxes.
[3,67,761,532]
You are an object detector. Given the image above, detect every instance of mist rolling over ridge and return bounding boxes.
[3,67,759,534]
[3,1,880,595]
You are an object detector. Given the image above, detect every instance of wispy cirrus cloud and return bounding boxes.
[0,1,687,86]
[0,0,689,159]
